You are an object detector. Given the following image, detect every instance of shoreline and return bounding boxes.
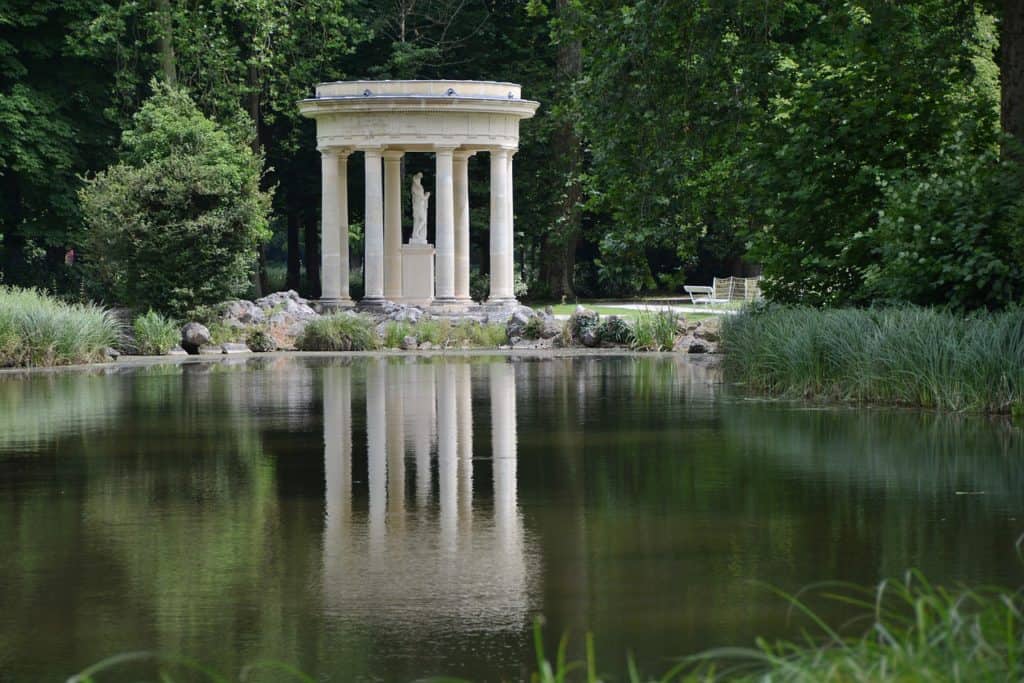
[0,347,721,377]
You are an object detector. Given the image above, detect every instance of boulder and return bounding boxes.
[568,306,600,347]
[400,335,418,351]
[381,301,427,324]
[505,305,537,339]
[167,346,189,356]
[198,345,222,355]
[104,347,121,360]
[181,322,212,354]
[420,341,434,351]
[220,299,265,327]
[255,290,320,348]
[694,317,721,342]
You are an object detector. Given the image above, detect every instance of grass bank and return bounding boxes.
[0,286,121,367]
[722,306,1024,414]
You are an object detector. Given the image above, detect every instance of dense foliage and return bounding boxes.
[2,0,1023,309]
[80,86,271,316]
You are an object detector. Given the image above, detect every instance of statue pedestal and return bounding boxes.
[401,243,435,306]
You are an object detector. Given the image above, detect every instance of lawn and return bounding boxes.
[536,303,716,322]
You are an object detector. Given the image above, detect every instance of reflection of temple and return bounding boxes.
[321,359,534,633]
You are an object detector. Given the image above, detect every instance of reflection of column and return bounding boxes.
[367,359,387,552]
[414,362,436,509]
[490,362,518,529]
[457,362,473,525]
[386,361,405,519]
[324,364,352,536]
[453,150,473,302]
[437,362,458,551]
[488,148,513,301]
[363,148,385,303]
[435,146,456,302]
[383,150,404,300]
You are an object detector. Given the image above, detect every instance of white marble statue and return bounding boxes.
[410,172,430,244]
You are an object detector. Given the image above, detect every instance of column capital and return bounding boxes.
[433,145,458,155]
[361,146,384,158]
[382,149,405,161]
[318,146,353,159]
[453,149,476,161]
[489,147,512,160]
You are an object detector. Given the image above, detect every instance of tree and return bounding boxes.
[80,85,272,316]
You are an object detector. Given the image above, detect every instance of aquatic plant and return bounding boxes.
[722,305,1024,413]
[532,572,1024,682]
[630,312,678,351]
[0,286,121,367]
[132,310,180,355]
[295,313,379,351]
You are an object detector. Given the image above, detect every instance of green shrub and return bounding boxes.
[598,315,632,345]
[132,310,179,355]
[631,312,678,351]
[296,314,379,351]
[415,319,449,346]
[457,321,507,347]
[80,84,272,317]
[522,316,544,340]
[246,327,276,352]
[722,305,1024,413]
[0,286,121,367]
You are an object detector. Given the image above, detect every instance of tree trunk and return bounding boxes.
[155,0,177,85]
[1004,0,1024,148]
[287,211,302,290]
[542,0,583,299]
[305,219,321,299]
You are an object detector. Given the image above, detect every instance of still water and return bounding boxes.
[1,355,1022,681]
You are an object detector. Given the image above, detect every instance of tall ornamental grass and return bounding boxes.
[295,313,379,351]
[132,310,179,355]
[0,286,121,367]
[722,306,1024,413]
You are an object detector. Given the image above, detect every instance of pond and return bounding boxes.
[1,355,1022,681]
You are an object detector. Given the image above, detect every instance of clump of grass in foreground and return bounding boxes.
[296,313,379,351]
[380,319,508,348]
[0,286,121,367]
[631,312,678,351]
[722,305,1024,413]
[532,572,1024,682]
[132,310,179,355]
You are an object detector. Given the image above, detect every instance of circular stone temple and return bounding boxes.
[298,80,540,311]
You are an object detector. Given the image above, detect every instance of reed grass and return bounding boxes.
[295,313,379,351]
[380,319,508,349]
[631,312,679,351]
[132,309,180,355]
[0,286,121,367]
[532,572,1024,682]
[722,305,1024,413]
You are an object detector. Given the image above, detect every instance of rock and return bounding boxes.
[381,301,427,324]
[540,317,563,339]
[220,299,265,326]
[597,315,632,345]
[568,306,600,347]
[167,346,188,356]
[221,343,251,354]
[198,345,222,355]
[181,322,212,354]
[104,347,121,360]
[505,305,537,339]
[400,335,418,351]
[687,339,710,354]
[420,341,434,351]
[254,290,320,349]
[694,317,722,342]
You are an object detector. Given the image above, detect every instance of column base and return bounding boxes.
[356,296,390,312]
[481,298,520,322]
[316,297,355,313]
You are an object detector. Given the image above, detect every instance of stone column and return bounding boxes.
[383,150,404,300]
[319,148,352,306]
[506,150,517,300]
[434,146,456,302]
[363,148,385,304]
[453,150,473,303]
[488,148,514,302]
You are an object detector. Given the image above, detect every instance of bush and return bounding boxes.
[598,315,632,345]
[80,83,272,317]
[246,327,276,352]
[132,310,179,355]
[722,305,1024,413]
[296,314,379,351]
[0,286,121,367]
[630,311,678,351]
